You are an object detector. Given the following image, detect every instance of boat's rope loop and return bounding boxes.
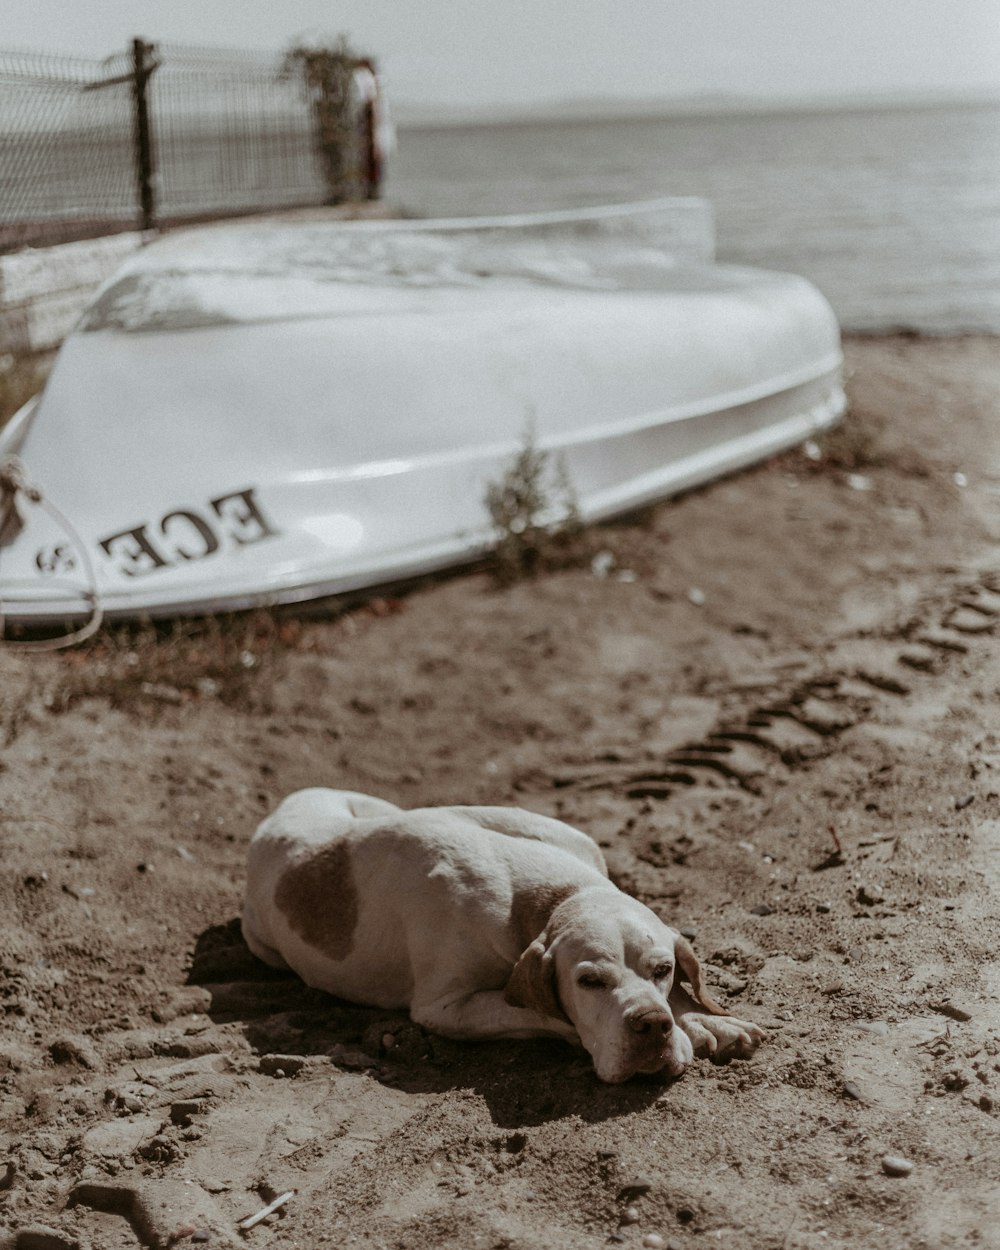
[0,454,105,651]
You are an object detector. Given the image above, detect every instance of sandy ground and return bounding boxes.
[1,334,999,1250]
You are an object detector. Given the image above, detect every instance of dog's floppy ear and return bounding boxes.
[504,936,567,1021]
[674,936,727,1016]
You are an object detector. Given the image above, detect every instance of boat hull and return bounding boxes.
[0,209,844,626]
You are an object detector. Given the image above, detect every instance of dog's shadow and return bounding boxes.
[188,920,672,1129]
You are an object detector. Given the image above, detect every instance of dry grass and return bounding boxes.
[484,432,591,584]
[42,611,293,714]
[0,353,48,428]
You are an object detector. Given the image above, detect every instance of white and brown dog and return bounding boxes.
[242,789,763,1084]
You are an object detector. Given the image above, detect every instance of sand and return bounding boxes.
[1,334,999,1250]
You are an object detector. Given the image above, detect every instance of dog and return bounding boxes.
[242,789,763,1083]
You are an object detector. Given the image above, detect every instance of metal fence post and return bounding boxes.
[131,38,158,232]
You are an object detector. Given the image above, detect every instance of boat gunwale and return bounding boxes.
[1,381,845,627]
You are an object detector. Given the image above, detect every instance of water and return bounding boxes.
[385,104,1000,334]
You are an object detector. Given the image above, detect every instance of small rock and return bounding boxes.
[846,473,873,492]
[621,1206,641,1225]
[687,586,706,606]
[327,1044,377,1070]
[815,902,832,914]
[679,927,698,941]
[643,1236,667,1250]
[155,1036,219,1059]
[139,681,184,704]
[857,884,884,906]
[49,1035,99,1070]
[153,986,213,1023]
[191,1233,211,1245]
[200,1177,230,1193]
[175,845,197,863]
[619,1175,653,1197]
[591,550,616,578]
[258,1054,307,1078]
[955,793,975,811]
[932,1001,973,1023]
[881,1154,914,1177]
[842,1081,864,1101]
[8,1225,81,1250]
[170,1099,205,1125]
[749,903,775,916]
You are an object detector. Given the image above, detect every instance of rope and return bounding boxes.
[0,454,104,651]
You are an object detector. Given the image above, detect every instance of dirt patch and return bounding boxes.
[2,335,999,1249]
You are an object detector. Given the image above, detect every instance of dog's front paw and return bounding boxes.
[677,1012,764,1061]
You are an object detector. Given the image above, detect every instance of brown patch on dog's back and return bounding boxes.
[275,839,357,959]
[510,883,578,949]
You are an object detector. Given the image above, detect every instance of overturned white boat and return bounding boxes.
[0,199,844,629]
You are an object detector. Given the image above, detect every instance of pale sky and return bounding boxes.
[4,0,999,113]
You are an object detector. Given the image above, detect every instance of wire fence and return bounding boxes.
[0,39,381,254]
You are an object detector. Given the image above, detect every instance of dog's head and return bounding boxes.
[504,887,723,1083]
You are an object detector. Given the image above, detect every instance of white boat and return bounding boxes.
[0,200,844,630]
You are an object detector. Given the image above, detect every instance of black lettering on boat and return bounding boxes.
[96,487,279,579]
[210,488,278,546]
[160,510,220,562]
[35,544,76,576]
[99,525,171,578]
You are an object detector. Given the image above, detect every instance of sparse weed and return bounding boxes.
[817,407,885,471]
[0,352,47,427]
[484,429,589,584]
[43,611,289,713]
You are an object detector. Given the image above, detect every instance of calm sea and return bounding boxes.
[386,104,1000,335]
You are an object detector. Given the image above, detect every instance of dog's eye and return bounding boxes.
[578,973,606,989]
[652,963,673,980]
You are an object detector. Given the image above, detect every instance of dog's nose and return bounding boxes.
[627,1009,673,1037]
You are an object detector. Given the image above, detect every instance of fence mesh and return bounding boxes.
[0,40,374,254]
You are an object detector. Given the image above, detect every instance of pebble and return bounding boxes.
[8,1225,78,1250]
[932,1001,973,1023]
[620,1175,653,1196]
[679,927,698,941]
[259,1054,307,1077]
[881,1154,914,1177]
[815,902,832,913]
[621,1207,641,1225]
[955,793,975,811]
[842,1080,864,1101]
[750,903,775,916]
[856,884,884,906]
[643,1237,667,1250]
[170,1099,204,1125]
[687,586,706,606]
